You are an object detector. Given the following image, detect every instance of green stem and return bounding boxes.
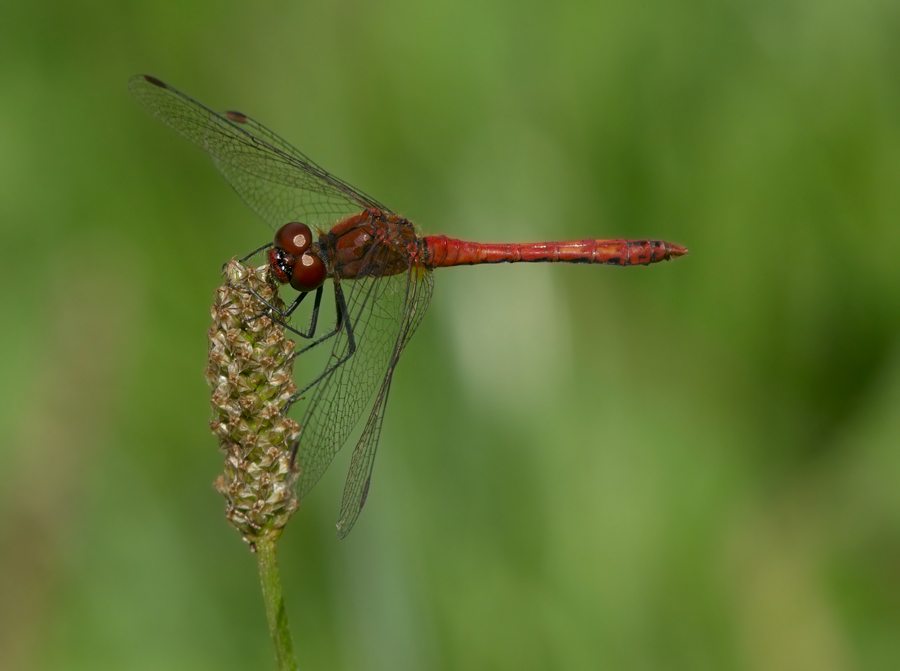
[256,538,298,671]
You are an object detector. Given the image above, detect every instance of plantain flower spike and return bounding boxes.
[206,260,301,546]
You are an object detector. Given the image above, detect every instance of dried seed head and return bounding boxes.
[206,260,300,545]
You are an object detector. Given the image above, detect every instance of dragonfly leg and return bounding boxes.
[239,242,274,263]
[290,282,347,357]
[239,285,323,339]
[295,285,322,338]
[219,242,274,273]
[283,282,357,414]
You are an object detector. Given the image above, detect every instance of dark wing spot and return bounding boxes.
[225,111,248,123]
[143,75,167,88]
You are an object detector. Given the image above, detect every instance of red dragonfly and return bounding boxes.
[130,75,687,538]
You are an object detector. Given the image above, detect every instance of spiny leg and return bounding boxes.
[239,242,273,263]
[291,283,345,358]
[219,242,274,273]
[283,282,357,416]
[241,285,324,339]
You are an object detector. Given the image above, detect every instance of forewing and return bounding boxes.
[335,265,434,538]
[129,75,387,230]
[291,251,434,504]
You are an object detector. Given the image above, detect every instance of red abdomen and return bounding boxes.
[423,237,687,267]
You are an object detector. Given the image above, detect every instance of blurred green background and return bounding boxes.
[1,0,899,669]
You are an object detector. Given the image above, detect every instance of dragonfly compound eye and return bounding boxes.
[275,222,313,256]
[290,252,327,292]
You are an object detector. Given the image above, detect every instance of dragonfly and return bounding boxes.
[130,75,688,538]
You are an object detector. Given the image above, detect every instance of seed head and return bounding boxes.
[205,260,300,545]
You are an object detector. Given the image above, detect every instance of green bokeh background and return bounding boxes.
[2,1,899,669]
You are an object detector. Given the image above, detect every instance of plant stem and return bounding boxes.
[256,538,298,671]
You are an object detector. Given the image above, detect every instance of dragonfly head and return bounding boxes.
[269,223,327,293]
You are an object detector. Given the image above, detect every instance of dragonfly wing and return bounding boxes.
[129,75,386,230]
[335,265,435,538]
[292,253,434,507]
[210,111,390,227]
[221,108,383,204]
[335,371,393,539]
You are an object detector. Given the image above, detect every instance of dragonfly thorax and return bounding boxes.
[326,210,419,279]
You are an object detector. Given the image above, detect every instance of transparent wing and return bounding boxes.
[335,265,434,538]
[219,109,334,177]
[335,378,392,539]
[291,248,434,508]
[129,75,389,230]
